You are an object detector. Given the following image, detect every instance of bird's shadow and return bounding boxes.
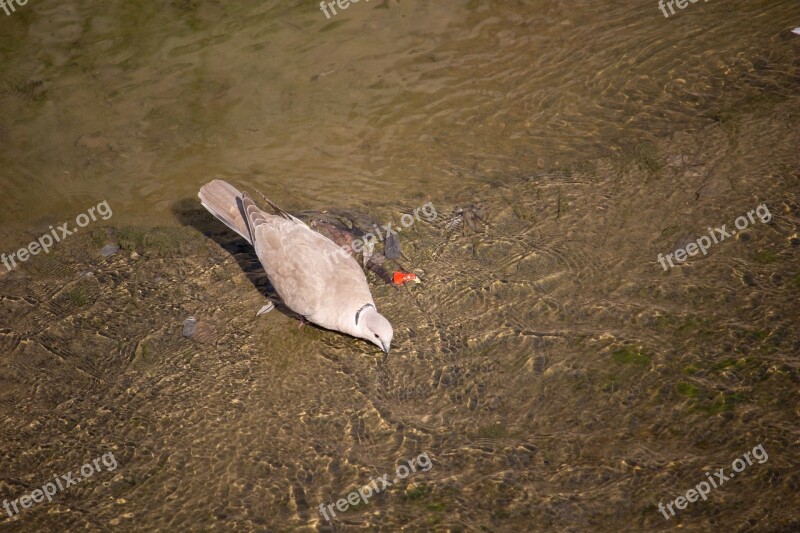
[171,197,303,323]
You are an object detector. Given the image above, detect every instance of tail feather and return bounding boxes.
[240,192,270,246]
[199,179,308,244]
[198,179,251,244]
[255,189,296,221]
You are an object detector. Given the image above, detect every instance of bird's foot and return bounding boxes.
[298,315,307,328]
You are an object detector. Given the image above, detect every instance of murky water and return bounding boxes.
[1,0,799,531]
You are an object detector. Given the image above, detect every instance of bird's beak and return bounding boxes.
[381,341,390,354]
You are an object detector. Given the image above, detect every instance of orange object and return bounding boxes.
[393,271,420,286]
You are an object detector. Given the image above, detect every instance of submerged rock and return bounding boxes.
[182,317,217,344]
[100,244,120,257]
[182,317,197,337]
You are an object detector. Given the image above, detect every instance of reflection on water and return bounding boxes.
[1,0,799,530]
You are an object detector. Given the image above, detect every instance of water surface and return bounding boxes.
[0,0,798,531]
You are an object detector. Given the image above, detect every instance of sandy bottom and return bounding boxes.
[1,91,798,530]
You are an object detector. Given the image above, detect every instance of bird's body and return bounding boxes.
[198,179,393,352]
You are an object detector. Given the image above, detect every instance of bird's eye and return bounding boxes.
[375,334,379,338]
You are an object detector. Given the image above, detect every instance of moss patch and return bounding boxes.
[676,382,701,397]
[478,423,508,439]
[66,287,88,308]
[694,393,744,415]
[682,365,701,375]
[754,249,779,263]
[117,226,200,256]
[611,347,651,365]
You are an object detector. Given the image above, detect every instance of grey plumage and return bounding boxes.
[198,179,393,352]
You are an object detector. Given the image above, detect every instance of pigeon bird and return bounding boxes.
[198,179,393,353]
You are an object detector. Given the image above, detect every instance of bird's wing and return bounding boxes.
[241,192,370,324]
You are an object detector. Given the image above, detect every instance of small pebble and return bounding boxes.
[182,317,217,344]
[665,154,688,167]
[182,317,197,337]
[384,233,402,260]
[101,244,120,257]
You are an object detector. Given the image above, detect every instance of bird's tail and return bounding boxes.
[198,179,252,244]
[253,191,294,220]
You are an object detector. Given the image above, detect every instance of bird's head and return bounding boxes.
[356,304,393,353]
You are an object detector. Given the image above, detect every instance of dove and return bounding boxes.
[198,179,393,353]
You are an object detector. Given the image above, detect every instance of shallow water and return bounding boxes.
[1,0,799,531]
